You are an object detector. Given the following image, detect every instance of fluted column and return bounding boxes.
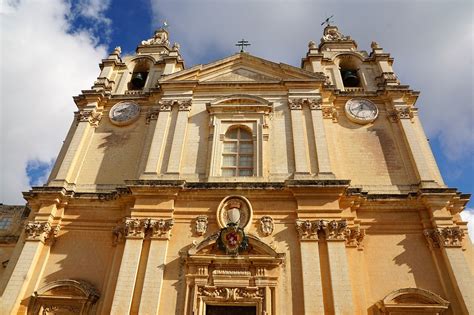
[1,222,59,314]
[110,218,145,314]
[138,218,174,315]
[295,219,325,314]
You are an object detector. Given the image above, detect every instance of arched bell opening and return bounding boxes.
[183,234,284,315]
[27,279,100,315]
[335,54,363,88]
[128,57,153,91]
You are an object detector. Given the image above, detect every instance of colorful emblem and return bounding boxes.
[217,224,248,255]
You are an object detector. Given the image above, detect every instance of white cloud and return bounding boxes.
[0,0,107,204]
[460,208,474,243]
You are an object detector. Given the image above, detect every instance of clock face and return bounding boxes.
[345,99,378,124]
[109,102,140,126]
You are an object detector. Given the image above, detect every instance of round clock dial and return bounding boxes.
[345,99,378,124]
[109,102,140,126]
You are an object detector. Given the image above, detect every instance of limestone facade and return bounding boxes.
[0,26,472,315]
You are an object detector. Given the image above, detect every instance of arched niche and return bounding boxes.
[183,233,284,315]
[27,279,100,315]
[376,287,449,315]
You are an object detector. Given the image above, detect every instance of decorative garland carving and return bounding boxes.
[178,99,192,111]
[195,215,208,236]
[76,110,102,127]
[295,219,322,240]
[198,286,264,301]
[288,98,322,110]
[158,100,173,111]
[345,226,365,248]
[288,99,303,110]
[296,219,365,245]
[146,218,174,239]
[323,219,348,241]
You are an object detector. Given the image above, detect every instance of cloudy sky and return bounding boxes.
[1,0,472,238]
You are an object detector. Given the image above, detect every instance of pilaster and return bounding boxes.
[49,104,102,187]
[141,101,172,177]
[166,99,192,175]
[295,219,325,314]
[288,99,310,177]
[138,218,174,315]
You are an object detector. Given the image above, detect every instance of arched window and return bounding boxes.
[222,127,253,176]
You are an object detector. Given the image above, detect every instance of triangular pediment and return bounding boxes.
[160,53,326,84]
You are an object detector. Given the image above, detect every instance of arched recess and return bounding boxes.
[184,233,284,315]
[376,287,450,314]
[27,279,100,315]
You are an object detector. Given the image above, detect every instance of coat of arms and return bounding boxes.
[217,224,248,256]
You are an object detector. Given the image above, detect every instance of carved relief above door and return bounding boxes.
[183,233,284,315]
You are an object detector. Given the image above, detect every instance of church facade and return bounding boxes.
[0,25,473,315]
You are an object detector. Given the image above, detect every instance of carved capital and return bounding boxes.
[195,216,208,236]
[146,218,174,239]
[345,226,365,248]
[307,97,323,110]
[260,216,274,236]
[76,110,102,127]
[288,99,303,110]
[296,219,322,240]
[323,219,348,241]
[388,107,415,122]
[145,108,160,124]
[158,100,173,112]
[424,227,464,248]
[124,218,146,239]
[322,107,338,122]
[178,99,192,111]
[24,221,59,244]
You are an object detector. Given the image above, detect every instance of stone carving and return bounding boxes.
[25,221,52,241]
[217,196,253,230]
[172,42,180,52]
[113,46,121,55]
[146,218,174,239]
[295,219,321,240]
[307,98,323,110]
[322,106,338,122]
[76,110,102,127]
[212,269,251,276]
[288,99,303,110]
[424,227,464,248]
[158,100,173,111]
[145,108,160,124]
[423,229,441,249]
[371,41,380,50]
[260,216,274,236]
[113,217,174,242]
[195,215,208,236]
[178,99,192,111]
[345,226,365,247]
[389,107,414,122]
[323,219,348,241]
[308,40,317,49]
[323,27,350,41]
[141,29,170,46]
[198,286,264,301]
[124,218,145,238]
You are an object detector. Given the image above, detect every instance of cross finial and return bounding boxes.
[235,38,251,53]
[321,15,334,27]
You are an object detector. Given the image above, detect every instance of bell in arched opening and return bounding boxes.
[131,72,148,89]
[341,69,360,87]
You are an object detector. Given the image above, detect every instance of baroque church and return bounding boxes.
[0,24,473,315]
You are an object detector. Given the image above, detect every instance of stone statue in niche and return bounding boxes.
[195,216,208,236]
[260,216,274,236]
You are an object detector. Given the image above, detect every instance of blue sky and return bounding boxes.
[1,1,472,234]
